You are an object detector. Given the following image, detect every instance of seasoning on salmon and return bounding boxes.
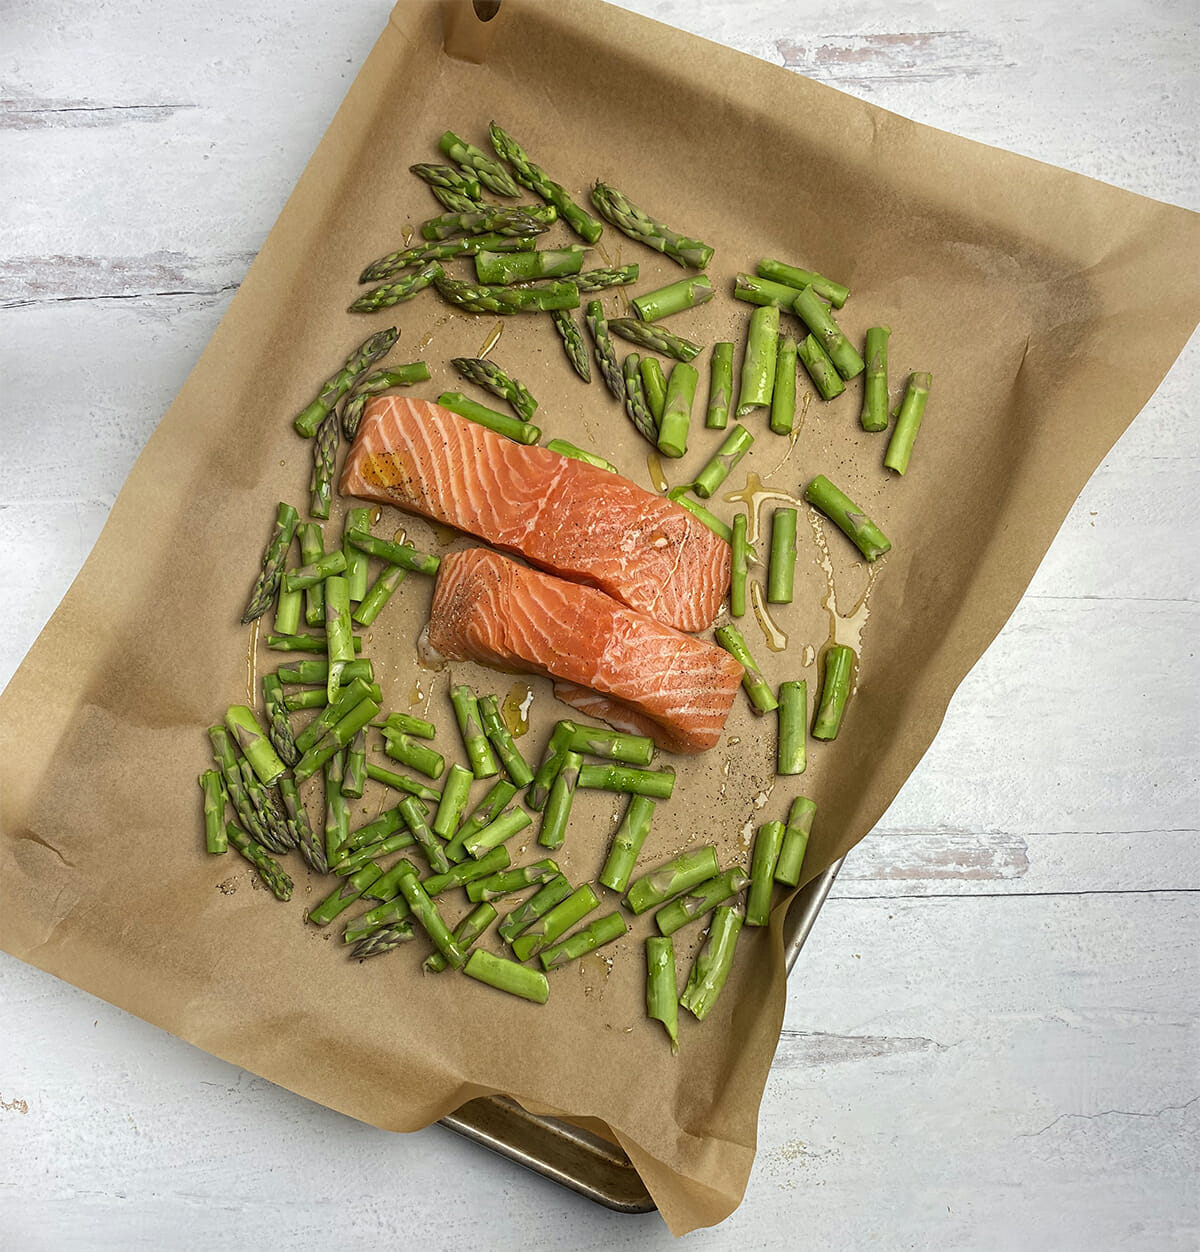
[422,548,743,755]
[339,396,729,633]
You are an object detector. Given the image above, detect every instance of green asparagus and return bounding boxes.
[590,182,714,268]
[241,502,299,623]
[450,356,538,420]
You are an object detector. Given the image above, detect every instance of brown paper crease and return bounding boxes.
[3,0,1198,1235]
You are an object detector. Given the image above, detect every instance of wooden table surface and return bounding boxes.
[2,1,1197,1246]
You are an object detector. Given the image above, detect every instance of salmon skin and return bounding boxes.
[423,547,743,754]
[339,396,729,633]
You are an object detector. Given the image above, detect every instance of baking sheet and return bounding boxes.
[2,0,1198,1235]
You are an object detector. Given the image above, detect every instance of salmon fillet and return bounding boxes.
[423,547,743,754]
[339,396,729,633]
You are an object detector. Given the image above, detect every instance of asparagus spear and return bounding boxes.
[565,724,654,766]
[295,677,375,755]
[281,550,347,592]
[274,573,302,636]
[705,342,735,430]
[444,779,518,862]
[693,424,754,499]
[550,309,591,382]
[747,820,785,926]
[527,721,577,812]
[208,726,269,846]
[626,847,721,916]
[730,512,750,617]
[241,502,299,623]
[267,633,359,654]
[465,949,549,1003]
[736,304,780,416]
[293,328,399,438]
[296,522,325,626]
[374,711,437,739]
[398,794,450,875]
[432,763,474,839]
[770,336,798,435]
[279,774,326,874]
[463,806,532,859]
[323,574,353,701]
[409,161,481,200]
[777,679,807,776]
[261,673,298,768]
[577,763,675,799]
[360,233,533,285]
[590,182,714,269]
[394,861,467,969]
[478,694,534,787]
[345,530,440,576]
[679,901,744,1020]
[420,204,556,241]
[546,440,617,472]
[776,796,816,886]
[424,902,498,973]
[276,659,373,685]
[538,750,581,850]
[608,318,702,363]
[436,276,579,315]
[655,867,749,937]
[382,730,445,780]
[797,333,845,400]
[341,364,432,437]
[657,362,698,458]
[813,645,856,741]
[285,681,381,715]
[793,285,864,379]
[861,327,892,432]
[598,794,656,894]
[884,372,932,475]
[310,860,383,926]
[340,809,403,858]
[497,873,574,943]
[438,130,520,197]
[451,685,500,780]
[450,357,538,421]
[713,625,779,714]
[803,475,891,561]
[224,705,286,786]
[309,409,338,520]
[348,261,443,314]
[488,121,605,243]
[632,275,715,323]
[235,757,292,854]
[733,272,808,311]
[422,846,510,898]
[226,822,293,901]
[666,487,733,542]
[621,354,658,444]
[324,750,350,865]
[570,265,639,293]
[332,830,415,876]
[585,300,625,402]
[767,507,798,603]
[640,356,667,426]
[199,770,227,854]
[351,921,419,960]
[353,564,405,626]
[539,911,628,971]
[364,762,441,804]
[757,258,849,308]
[646,936,679,1053]
[510,884,599,962]
[466,859,559,903]
[343,894,411,944]
[342,506,371,603]
[474,245,588,286]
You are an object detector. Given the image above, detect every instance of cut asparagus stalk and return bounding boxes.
[382,731,445,780]
[622,354,658,445]
[510,883,599,962]
[797,333,845,401]
[226,822,293,901]
[577,763,675,799]
[625,847,721,915]
[608,318,702,363]
[465,949,549,1003]
[539,911,628,971]
[344,530,441,576]
[398,794,450,875]
[736,304,780,416]
[348,261,442,314]
[705,341,735,430]
[767,507,798,603]
[424,903,498,974]
[565,724,654,766]
[646,936,679,1053]
[666,488,733,542]
[479,694,534,787]
[432,763,474,838]
[199,770,227,855]
[792,285,864,379]
[363,762,442,804]
[679,902,744,1020]
[436,391,540,445]
[463,806,533,859]
[590,182,714,268]
[657,362,698,459]
[438,130,520,197]
[598,794,657,894]
[488,122,604,243]
[296,522,325,626]
[497,874,574,943]
[860,327,892,432]
[733,272,808,311]
[422,846,510,898]
[450,356,539,420]
[451,684,501,780]
[632,275,714,323]
[713,625,779,713]
[756,258,849,308]
[777,680,807,776]
[884,372,932,475]
[527,721,577,812]
[813,645,856,741]
[224,705,286,786]
[324,750,350,864]
[394,862,466,969]
[769,336,798,435]
[803,475,891,562]
[693,424,754,499]
[639,356,667,426]
[473,246,587,286]
[310,858,381,926]
[655,867,749,936]
[466,859,560,903]
[281,551,347,593]
[730,513,750,618]
[538,750,582,849]
[360,233,531,285]
[776,796,816,886]
[293,328,398,437]
[445,780,519,863]
[546,440,617,472]
[374,711,437,739]
[747,820,785,926]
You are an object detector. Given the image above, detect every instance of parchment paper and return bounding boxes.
[2,0,1198,1235]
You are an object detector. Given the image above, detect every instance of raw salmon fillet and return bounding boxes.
[423,547,743,754]
[339,396,729,633]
